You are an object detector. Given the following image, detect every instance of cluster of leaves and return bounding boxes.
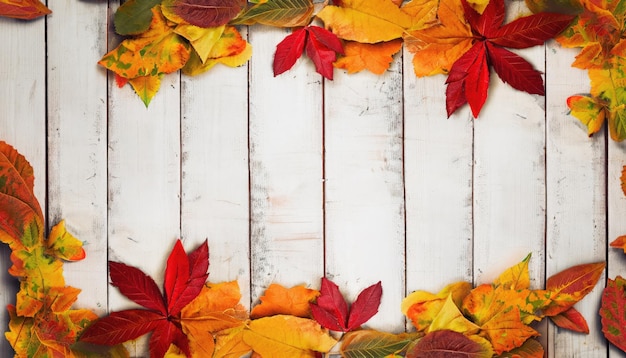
[538,0,626,141]
[78,236,605,357]
[0,0,50,20]
[0,141,125,357]
[104,0,574,116]
[600,165,626,352]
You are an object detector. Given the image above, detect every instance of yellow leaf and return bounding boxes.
[403,0,473,76]
[214,326,253,358]
[334,40,403,74]
[316,0,414,43]
[182,26,251,76]
[427,295,480,334]
[494,253,531,290]
[250,283,320,319]
[129,74,163,107]
[175,24,226,63]
[402,281,471,331]
[567,94,607,136]
[47,220,86,261]
[243,315,337,358]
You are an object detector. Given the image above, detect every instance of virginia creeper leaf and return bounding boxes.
[273,27,307,76]
[230,0,313,27]
[488,12,575,49]
[305,29,340,80]
[114,0,162,35]
[485,42,545,95]
[173,0,246,28]
[80,309,165,345]
[346,280,383,330]
[0,0,50,20]
[445,42,489,117]
[406,330,492,358]
[109,261,167,315]
[600,276,626,352]
[250,283,320,319]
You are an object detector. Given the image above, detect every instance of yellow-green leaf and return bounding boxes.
[230,0,313,27]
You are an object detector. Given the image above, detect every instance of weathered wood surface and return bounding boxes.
[1,0,625,356]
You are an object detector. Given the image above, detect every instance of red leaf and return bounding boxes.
[549,307,590,334]
[445,80,468,117]
[149,320,189,358]
[80,309,165,345]
[109,261,167,315]
[173,0,245,28]
[0,0,50,20]
[600,276,626,352]
[305,35,338,80]
[406,330,489,358]
[544,262,605,316]
[310,277,349,331]
[462,0,504,37]
[115,74,129,88]
[273,28,307,77]
[485,42,545,95]
[168,240,210,316]
[446,42,489,117]
[164,240,191,315]
[346,281,382,331]
[489,12,575,49]
[307,26,344,55]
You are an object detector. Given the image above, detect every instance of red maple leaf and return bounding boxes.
[309,277,382,332]
[273,25,344,80]
[446,0,574,117]
[79,239,209,358]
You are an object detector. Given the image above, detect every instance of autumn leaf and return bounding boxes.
[242,315,337,357]
[497,338,544,358]
[334,40,403,74]
[230,0,314,27]
[427,295,480,334]
[542,261,605,316]
[549,306,590,333]
[600,276,626,352]
[566,94,608,137]
[172,0,246,28]
[402,281,472,332]
[340,330,420,358]
[273,26,344,79]
[80,239,210,358]
[494,253,531,290]
[114,0,162,35]
[622,165,626,196]
[316,0,414,43]
[250,283,320,319]
[0,0,50,20]
[610,235,626,254]
[405,330,492,358]
[309,278,382,332]
[47,220,86,261]
[181,25,251,76]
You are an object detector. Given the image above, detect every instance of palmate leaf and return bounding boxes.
[485,42,545,95]
[230,0,314,27]
[340,330,418,358]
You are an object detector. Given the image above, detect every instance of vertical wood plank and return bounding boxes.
[180,53,251,307]
[403,56,474,295]
[46,0,108,314]
[247,27,324,302]
[546,44,607,356]
[324,63,405,332]
[0,18,46,357]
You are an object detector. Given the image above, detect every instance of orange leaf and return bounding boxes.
[610,235,626,254]
[47,220,86,261]
[543,262,605,316]
[549,307,590,334]
[478,306,539,355]
[621,165,626,197]
[334,40,403,74]
[250,283,320,319]
[214,326,252,358]
[0,0,50,20]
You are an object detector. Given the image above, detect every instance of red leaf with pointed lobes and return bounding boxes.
[165,240,191,315]
[549,307,590,333]
[346,281,382,331]
[173,0,246,28]
[600,276,626,352]
[310,277,349,331]
[462,0,505,38]
[149,320,190,358]
[307,26,344,55]
[446,42,489,117]
[109,261,167,315]
[80,309,165,345]
[168,240,210,316]
[485,42,545,95]
[488,12,575,49]
[306,36,338,80]
[273,27,307,77]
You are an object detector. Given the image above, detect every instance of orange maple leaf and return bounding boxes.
[334,40,403,74]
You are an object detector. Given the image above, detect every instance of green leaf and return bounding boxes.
[114,0,163,35]
[341,330,420,358]
[230,0,313,27]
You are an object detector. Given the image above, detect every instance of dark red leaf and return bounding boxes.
[307,26,344,55]
[346,281,382,331]
[464,43,490,118]
[486,42,545,95]
[406,330,488,358]
[462,0,505,38]
[305,35,337,80]
[600,276,626,352]
[310,277,349,331]
[168,240,210,316]
[80,309,164,345]
[273,27,308,77]
[445,80,467,117]
[164,240,191,315]
[149,320,189,358]
[109,261,167,315]
[488,12,575,49]
[550,307,590,334]
[446,42,489,117]
[173,0,245,28]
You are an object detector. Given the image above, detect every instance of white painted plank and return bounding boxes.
[46,0,108,315]
[545,44,607,357]
[180,46,251,307]
[247,27,324,302]
[0,17,46,357]
[403,53,474,296]
[324,63,405,333]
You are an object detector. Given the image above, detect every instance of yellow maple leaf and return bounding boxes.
[243,315,337,358]
[316,0,414,43]
[334,40,403,74]
[403,0,474,76]
[250,283,320,319]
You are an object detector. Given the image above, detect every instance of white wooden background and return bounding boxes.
[1,0,626,356]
